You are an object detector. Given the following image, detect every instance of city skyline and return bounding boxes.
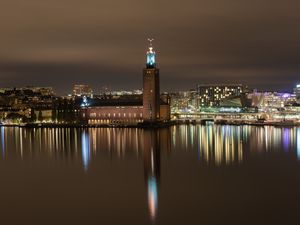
[2,2,300,225]
[1,0,300,94]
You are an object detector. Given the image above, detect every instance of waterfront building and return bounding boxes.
[80,40,170,125]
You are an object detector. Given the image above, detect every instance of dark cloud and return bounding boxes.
[0,0,300,94]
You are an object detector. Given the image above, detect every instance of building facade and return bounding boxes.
[248,91,296,112]
[197,84,246,107]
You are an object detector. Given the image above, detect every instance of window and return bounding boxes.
[90,113,96,118]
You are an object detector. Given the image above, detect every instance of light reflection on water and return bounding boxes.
[81,130,90,171]
[0,125,299,224]
[297,128,300,159]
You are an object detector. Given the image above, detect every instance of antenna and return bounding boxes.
[148,38,154,47]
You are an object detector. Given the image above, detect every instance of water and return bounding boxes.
[0,125,300,225]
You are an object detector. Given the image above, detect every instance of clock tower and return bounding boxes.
[143,39,160,122]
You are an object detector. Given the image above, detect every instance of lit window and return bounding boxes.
[90,113,96,118]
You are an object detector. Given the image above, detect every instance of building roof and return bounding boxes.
[83,94,169,107]
[197,84,244,87]
[89,99,143,107]
[87,95,142,107]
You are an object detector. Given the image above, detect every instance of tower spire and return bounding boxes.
[148,38,154,47]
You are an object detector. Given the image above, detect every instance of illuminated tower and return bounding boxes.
[143,39,160,122]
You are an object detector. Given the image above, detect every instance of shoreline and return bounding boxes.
[181,120,300,127]
[0,121,177,129]
[0,120,300,128]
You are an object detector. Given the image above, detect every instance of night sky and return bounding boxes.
[1,0,300,94]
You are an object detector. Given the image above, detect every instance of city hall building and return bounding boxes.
[81,41,170,125]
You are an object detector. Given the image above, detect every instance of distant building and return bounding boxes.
[25,86,54,96]
[73,84,93,97]
[0,86,54,97]
[248,91,296,112]
[196,84,246,107]
[0,86,55,123]
[100,89,143,96]
[80,40,170,125]
[170,90,198,113]
[294,84,300,99]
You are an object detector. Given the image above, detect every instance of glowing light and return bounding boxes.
[146,39,156,67]
[219,107,241,113]
[297,128,300,160]
[148,176,158,221]
[147,51,155,66]
[281,93,290,98]
[1,126,4,159]
[283,128,290,152]
[81,96,89,107]
[81,131,90,171]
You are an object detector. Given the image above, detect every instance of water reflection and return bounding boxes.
[0,125,300,222]
[171,125,244,165]
[1,126,5,159]
[144,130,161,221]
[81,131,90,171]
[0,125,299,166]
[297,128,300,159]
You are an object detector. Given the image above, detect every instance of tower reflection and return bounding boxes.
[143,130,161,222]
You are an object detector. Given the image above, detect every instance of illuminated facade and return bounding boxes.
[249,91,296,111]
[197,84,246,107]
